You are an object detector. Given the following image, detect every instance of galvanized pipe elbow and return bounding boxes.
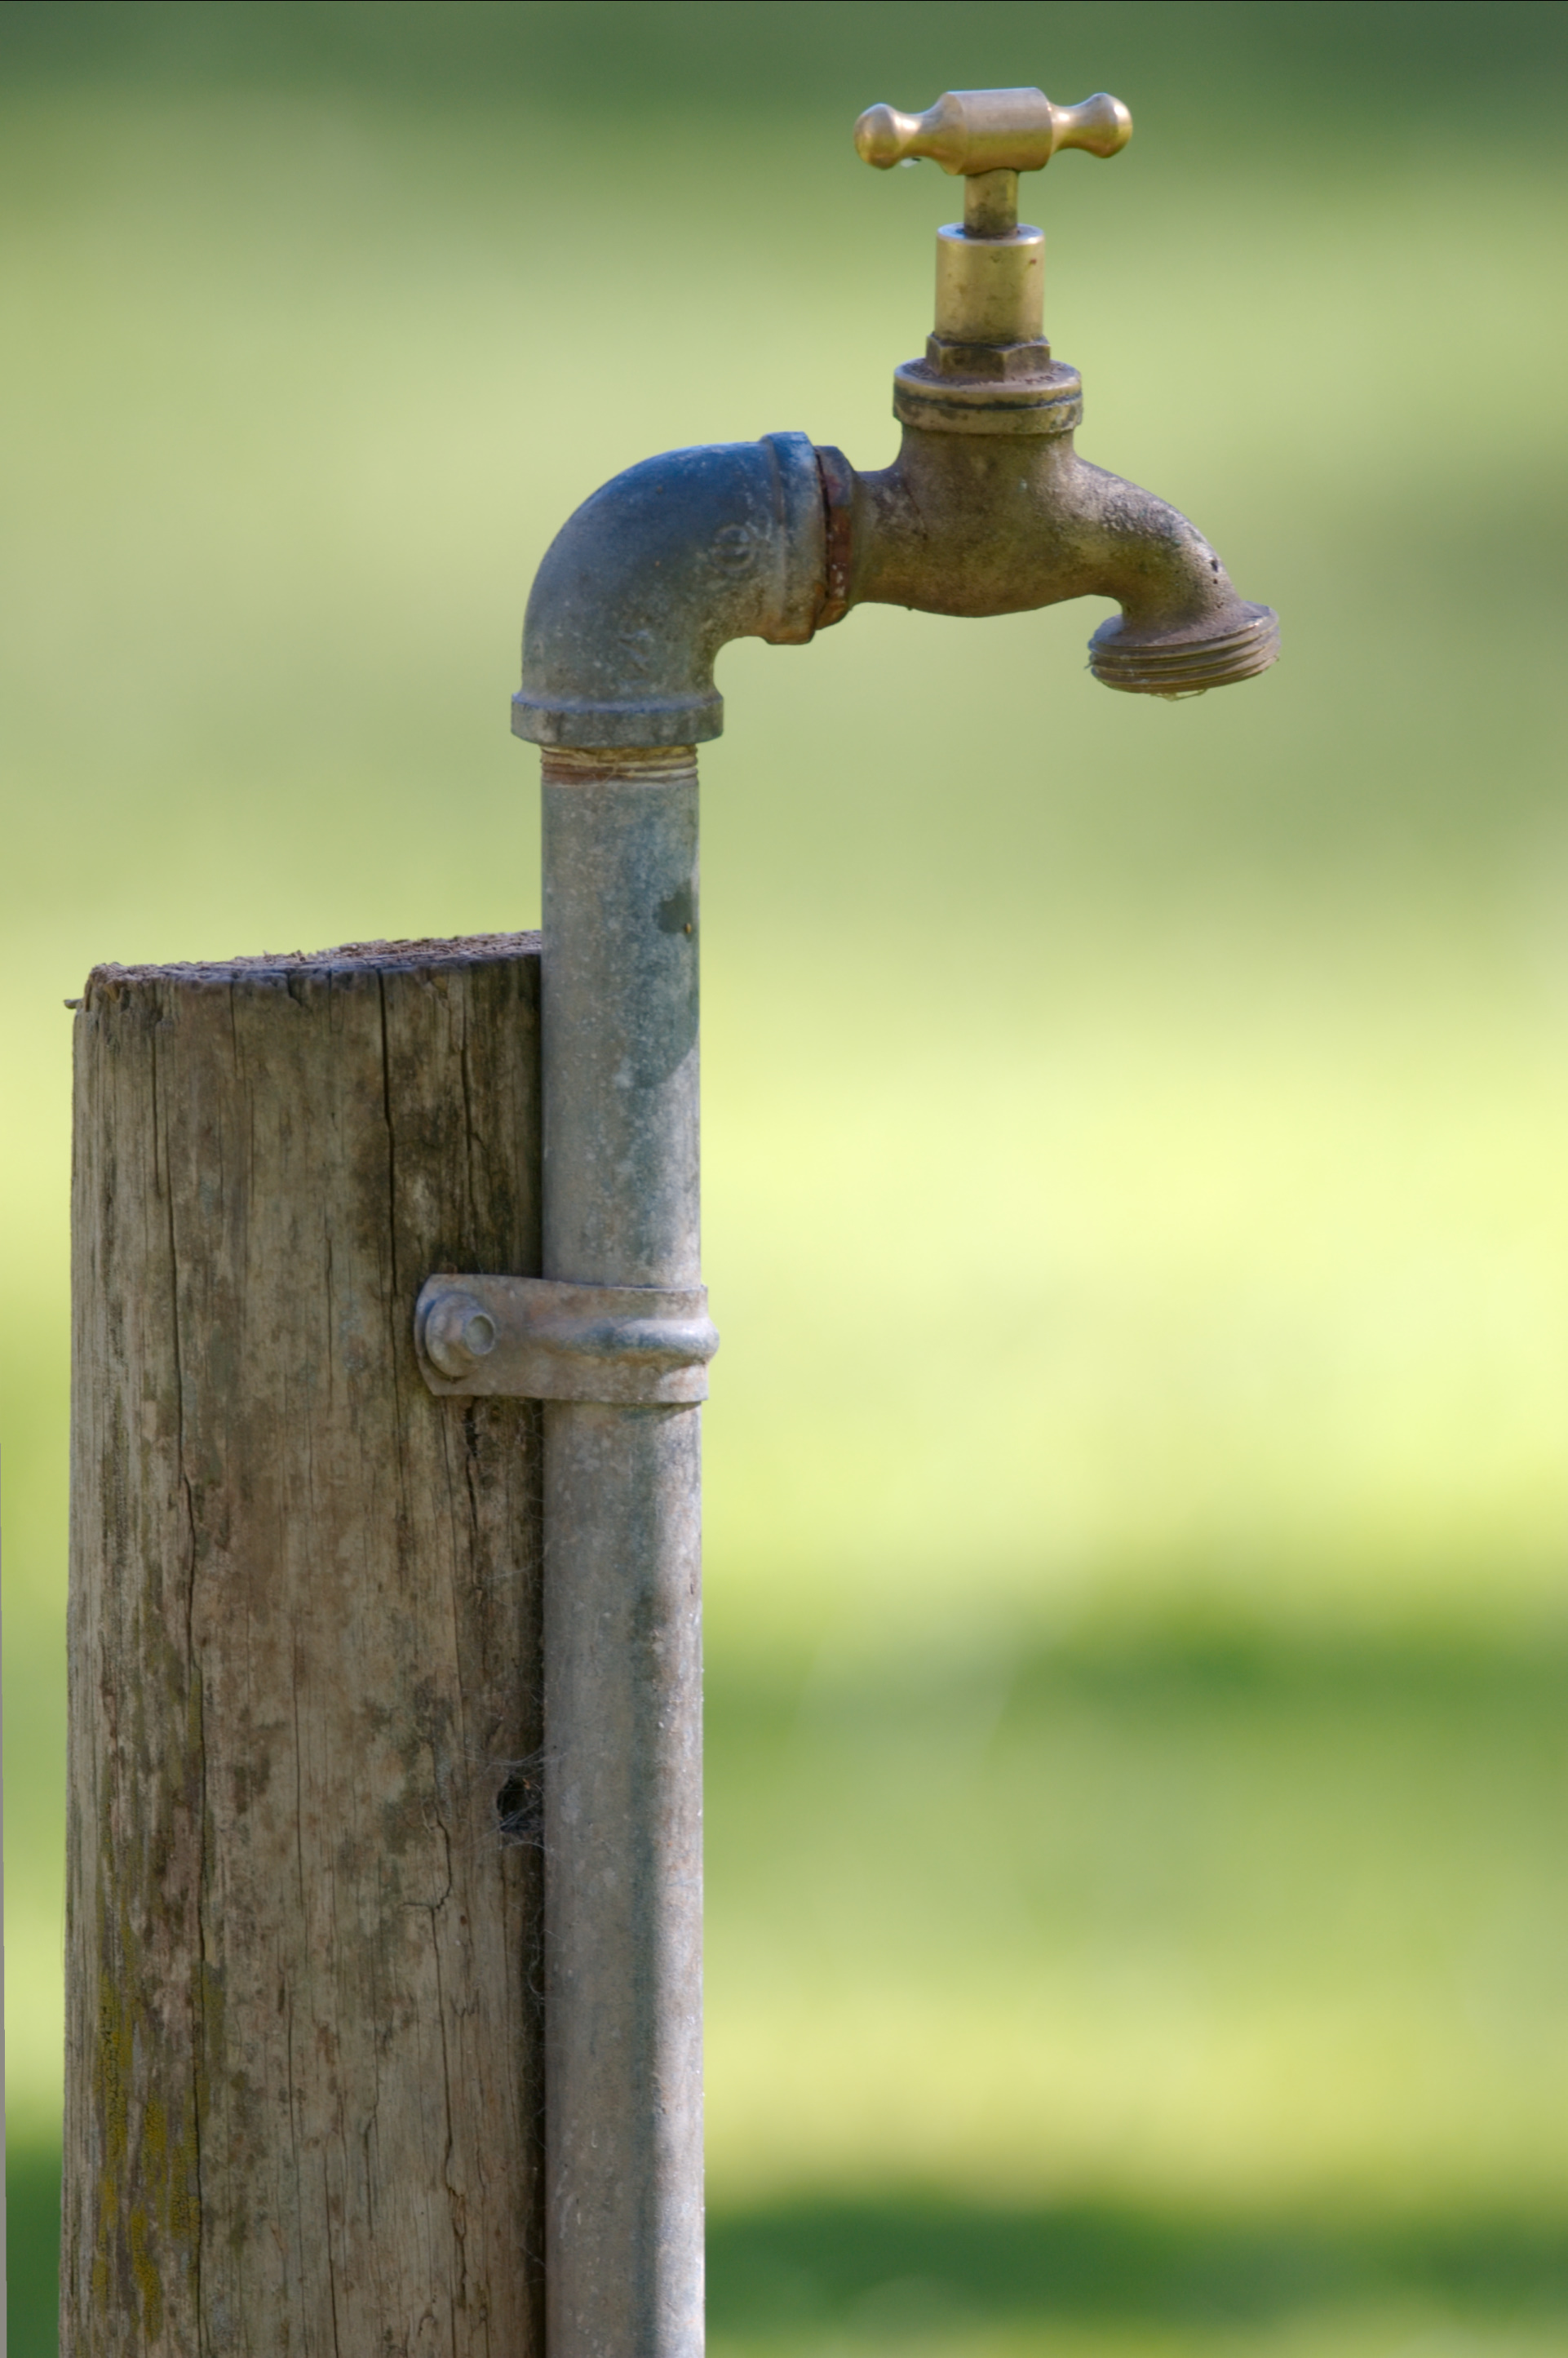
[512,431,826,749]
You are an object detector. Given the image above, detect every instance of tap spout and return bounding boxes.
[512,431,826,749]
[841,423,1278,694]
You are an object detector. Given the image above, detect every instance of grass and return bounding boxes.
[705,1631,1568,2208]
[706,2194,1568,2351]
[5,3,1568,2347]
[6,2145,60,2354]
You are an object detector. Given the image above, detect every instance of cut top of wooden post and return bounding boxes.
[64,934,546,2356]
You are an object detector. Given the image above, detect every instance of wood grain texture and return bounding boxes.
[64,936,545,2356]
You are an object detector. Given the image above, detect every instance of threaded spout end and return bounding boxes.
[1088,605,1279,696]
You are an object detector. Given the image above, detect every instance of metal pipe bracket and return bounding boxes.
[414,1274,718,1404]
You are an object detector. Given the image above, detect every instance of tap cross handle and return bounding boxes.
[854,86,1132,178]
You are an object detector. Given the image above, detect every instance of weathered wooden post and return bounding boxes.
[64,937,547,2349]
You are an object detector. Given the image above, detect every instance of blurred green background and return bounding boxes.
[5,1,1568,2348]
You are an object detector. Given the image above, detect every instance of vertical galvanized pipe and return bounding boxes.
[540,744,705,2358]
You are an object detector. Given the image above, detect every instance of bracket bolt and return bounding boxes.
[421,1288,499,1378]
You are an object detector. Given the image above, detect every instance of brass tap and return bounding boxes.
[839,83,1280,694]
